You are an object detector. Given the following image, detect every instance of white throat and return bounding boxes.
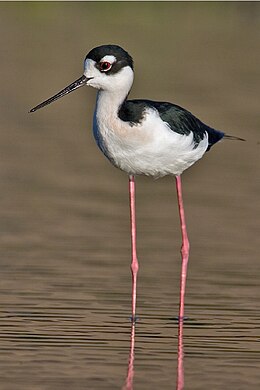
[92,66,135,158]
[95,66,134,120]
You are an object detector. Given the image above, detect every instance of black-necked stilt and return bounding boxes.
[30,44,244,322]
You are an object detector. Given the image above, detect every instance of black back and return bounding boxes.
[118,99,225,151]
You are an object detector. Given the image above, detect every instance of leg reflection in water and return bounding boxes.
[122,322,136,390]
[176,319,184,390]
[122,319,185,390]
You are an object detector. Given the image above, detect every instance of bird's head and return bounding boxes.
[30,44,134,113]
[84,44,134,93]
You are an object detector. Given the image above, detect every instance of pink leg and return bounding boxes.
[129,175,139,322]
[175,175,190,321]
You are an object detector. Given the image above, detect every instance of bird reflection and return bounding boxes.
[176,319,184,390]
[122,322,136,390]
[122,318,185,390]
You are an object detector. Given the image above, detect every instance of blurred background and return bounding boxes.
[0,2,259,390]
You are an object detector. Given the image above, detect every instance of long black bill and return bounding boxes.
[29,75,88,113]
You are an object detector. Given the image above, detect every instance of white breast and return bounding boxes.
[93,94,208,177]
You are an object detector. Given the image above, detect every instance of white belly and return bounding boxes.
[93,102,208,177]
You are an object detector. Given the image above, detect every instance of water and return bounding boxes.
[0,3,260,389]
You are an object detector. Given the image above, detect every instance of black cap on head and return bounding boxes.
[86,44,134,70]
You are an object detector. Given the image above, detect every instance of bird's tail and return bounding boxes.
[224,134,246,142]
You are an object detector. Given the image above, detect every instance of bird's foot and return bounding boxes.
[130,315,139,324]
[174,316,189,322]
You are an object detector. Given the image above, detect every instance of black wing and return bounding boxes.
[118,99,225,151]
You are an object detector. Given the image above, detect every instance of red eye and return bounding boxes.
[100,61,112,72]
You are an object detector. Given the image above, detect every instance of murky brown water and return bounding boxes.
[0,3,259,389]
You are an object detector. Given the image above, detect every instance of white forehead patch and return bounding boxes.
[84,58,95,72]
[100,55,117,64]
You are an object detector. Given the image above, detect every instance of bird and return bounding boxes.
[30,44,244,323]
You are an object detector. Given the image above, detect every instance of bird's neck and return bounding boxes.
[93,88,130,156]
[95,66,134,121]
[95,88,129,120]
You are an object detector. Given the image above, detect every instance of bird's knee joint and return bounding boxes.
[131,259,139,274]
[181,244,190,258]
